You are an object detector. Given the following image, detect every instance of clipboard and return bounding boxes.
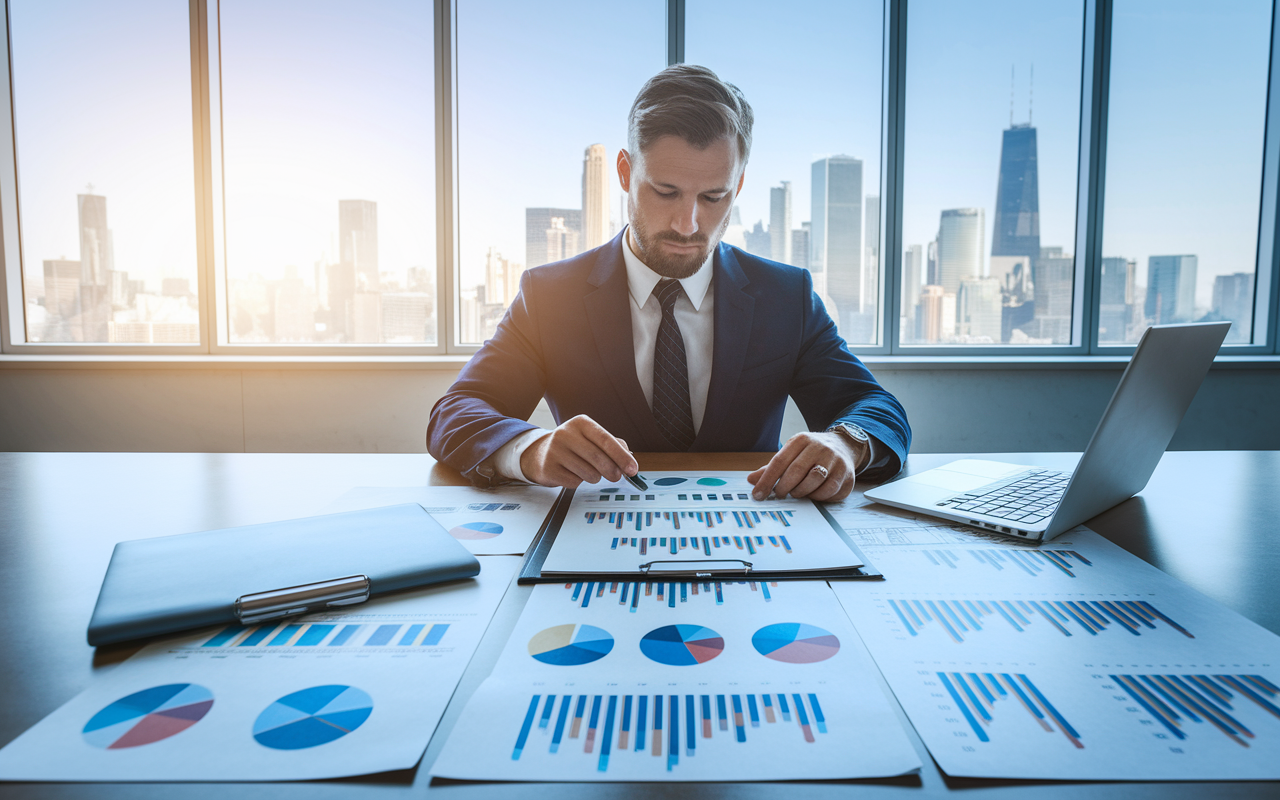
[517,488,882,583]
[88,504,480,646]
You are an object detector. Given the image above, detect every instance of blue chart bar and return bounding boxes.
[423,623,450,645]
[585,509,796,539]
[512,695,540,760]
[296,624,334,646]
[938,672,1083,748]
[889,598,1193,642]
[330,624,361,646]
[922,549,1093,577]
[202,625,246,647]
[366,624,402,647]
[399,624,425,646]
[1111,673,1280,747]
[564,580,777,612]
[513,692,830,771]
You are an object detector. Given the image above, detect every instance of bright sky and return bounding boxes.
[10,0,1274,326]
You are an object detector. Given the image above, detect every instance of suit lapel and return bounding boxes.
[693,244,754,451]
[584,235,668,448]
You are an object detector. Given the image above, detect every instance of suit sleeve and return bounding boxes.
[426,271,550,486]
[787,270,911,482]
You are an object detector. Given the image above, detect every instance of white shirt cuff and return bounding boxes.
[490,428,553,483]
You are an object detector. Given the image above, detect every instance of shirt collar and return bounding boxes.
[621,226,714,311]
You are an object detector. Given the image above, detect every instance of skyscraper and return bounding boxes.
[77,193,113,286]
[1212,272,1254,343]
[990,123,1040,285]
[790,222,810,271]
[902,244,923,327]
[484,247,522,308]
[958,276,1002,342]
[919,285,956,344]
[1099,256,1136,343]
[770,182,792,264]
[545,217,580,264]
[526,208,582,268]
[865,195,880,275]
[1145,255,1198,324]
[339,199,379,291]
[812,156,865,334]
[936,208,985,296]
[582,144,610,250]
[744,220,770,258]
[1026,247,1074,342]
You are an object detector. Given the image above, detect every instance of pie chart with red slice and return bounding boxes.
[752,622,841,663]
[639,624,725,665]
[82,684,214,749]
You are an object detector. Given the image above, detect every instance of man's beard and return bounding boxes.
[628,199,731,279]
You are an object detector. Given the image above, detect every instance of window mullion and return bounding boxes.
[1075,0,1112,354]
[882,0,907,353]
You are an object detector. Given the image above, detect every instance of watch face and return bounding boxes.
[839,424,869,442]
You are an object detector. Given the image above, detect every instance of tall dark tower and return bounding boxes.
[992,123,1040,260]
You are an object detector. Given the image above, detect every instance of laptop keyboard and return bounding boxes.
[934,468,1070,525]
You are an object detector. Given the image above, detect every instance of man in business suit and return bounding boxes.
[428,65,909,502]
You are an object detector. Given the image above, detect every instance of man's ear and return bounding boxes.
[736,168,746,197]
[617,149,632,192]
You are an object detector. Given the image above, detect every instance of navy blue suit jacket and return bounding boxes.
[428,233,910,487]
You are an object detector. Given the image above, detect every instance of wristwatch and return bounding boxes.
[827,423,872,472]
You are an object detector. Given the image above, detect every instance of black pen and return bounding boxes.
[623,456,648,491]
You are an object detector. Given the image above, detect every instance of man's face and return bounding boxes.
[618,134,745,279]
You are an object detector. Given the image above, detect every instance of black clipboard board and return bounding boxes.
[517,488,883,583]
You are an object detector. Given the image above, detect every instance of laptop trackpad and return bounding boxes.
[910,470,995,492]
[912,460,1028,492]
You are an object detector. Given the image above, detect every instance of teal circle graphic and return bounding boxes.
[696,477,728,486]
[654,477,687,486]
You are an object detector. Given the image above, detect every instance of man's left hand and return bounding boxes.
[747,431,866,502]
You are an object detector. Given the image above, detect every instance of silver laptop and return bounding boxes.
[864,322,1231,542]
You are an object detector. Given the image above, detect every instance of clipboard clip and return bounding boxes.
[235,575,371,625]
[638,559,753,577]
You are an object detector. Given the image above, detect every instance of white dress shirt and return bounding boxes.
[490,228,880,482]
[491,228,715,482]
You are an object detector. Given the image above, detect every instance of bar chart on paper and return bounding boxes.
[544,473,862,575]
[561,579,780,611]
[188,620,452,652]
[508,691,829,774]
[876,596,1195,644]
[888,664,1280,780]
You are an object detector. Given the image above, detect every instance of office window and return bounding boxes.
[219,1,437,345]
[10,0,199,344]
[900,0,1084,347]
[686,0,885,346]
[454,0,665,345]
[1099,0,1271,346]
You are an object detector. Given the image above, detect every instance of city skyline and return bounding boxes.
[9,0,1273,349]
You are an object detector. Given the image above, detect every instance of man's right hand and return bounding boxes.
[519,414,639,488]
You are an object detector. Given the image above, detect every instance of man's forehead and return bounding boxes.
[636,134,742,189]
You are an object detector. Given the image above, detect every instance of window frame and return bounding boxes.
[0,0,1277,359]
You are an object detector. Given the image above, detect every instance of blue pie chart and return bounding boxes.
[528,624,614,665]
[253,685,373,750]
[449,521,503,540]
[639,624,725,665]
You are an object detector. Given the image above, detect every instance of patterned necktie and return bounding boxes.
[651,279,696,450]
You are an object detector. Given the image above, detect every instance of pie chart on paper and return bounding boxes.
[639,624,725,665]
[752,623,841,663]
[82,683,214,749]
[449,521,504,540]
[252,685,373,750]
[528,624,615,665]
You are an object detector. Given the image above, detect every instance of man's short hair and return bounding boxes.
[628,64,754,163]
